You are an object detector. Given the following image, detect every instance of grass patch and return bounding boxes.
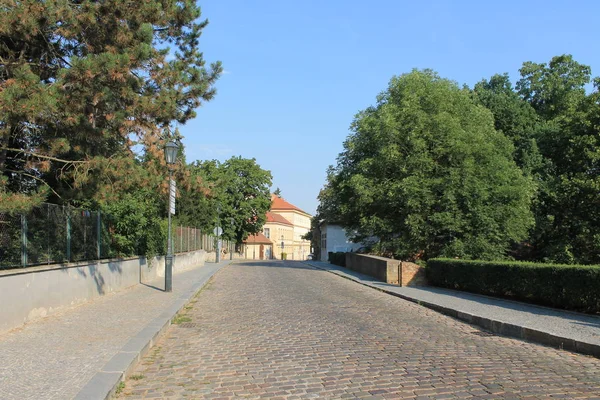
[115,381,126,396]
[129,374,145,381]
[172,314,192,324]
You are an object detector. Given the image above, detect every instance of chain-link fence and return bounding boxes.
[0,203,218,270]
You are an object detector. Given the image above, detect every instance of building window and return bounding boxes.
[264,228,270,238]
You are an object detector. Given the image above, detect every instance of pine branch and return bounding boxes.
[5,168,62,199]
[1,148,87,164]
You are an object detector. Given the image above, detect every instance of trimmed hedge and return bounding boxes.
[328,252,346,267]
[427,258,600,313]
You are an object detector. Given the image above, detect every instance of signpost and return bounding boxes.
[214,226,223,262]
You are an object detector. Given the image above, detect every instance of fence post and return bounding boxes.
[96,212,101,259]
[66,211,71,262]
[21,214,28,267]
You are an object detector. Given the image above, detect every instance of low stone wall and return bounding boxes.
[344,253,427,286]
[400,261,428,286]
[345,253,400,284]
[0,250,207,334]
[204,251,245,263]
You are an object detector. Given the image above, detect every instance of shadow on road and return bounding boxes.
[140,282,165,292]
[235,260,317,270]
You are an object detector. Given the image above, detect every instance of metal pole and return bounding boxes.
[66,210,71,262]
[165,170,173,292]
[97,211,101,259]
[216,236,221,263]
[215,206,221,263]
[47,204,50,265]
[21,214,27,267]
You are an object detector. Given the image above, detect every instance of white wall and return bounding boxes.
[0,250,208,334]
[320,224,364,261]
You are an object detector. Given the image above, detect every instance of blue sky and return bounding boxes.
[181,0,600,215]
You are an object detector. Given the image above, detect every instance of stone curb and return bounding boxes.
[304,261,600,359]
[73,262,233,400]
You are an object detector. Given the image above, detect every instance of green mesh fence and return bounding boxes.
[0,203,214,270]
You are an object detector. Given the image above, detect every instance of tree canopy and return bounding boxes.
[319,55,600,264]
[0,0,222,210]
[177,156,273,246]
[319,70,535,261]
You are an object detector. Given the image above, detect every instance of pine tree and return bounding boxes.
[0,0,222,210]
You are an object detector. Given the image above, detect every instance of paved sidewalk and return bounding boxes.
[305,260,600,357]
[0,260,232,400]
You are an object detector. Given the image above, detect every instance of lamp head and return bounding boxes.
[165,141,179,165]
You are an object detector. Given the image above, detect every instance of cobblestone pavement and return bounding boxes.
[0,262,225,400]
[119,261,600,399]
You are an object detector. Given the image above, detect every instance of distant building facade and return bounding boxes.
[318,222,366,261]
[243,232,273,260]
[267,195,312,260]
[244,195,312,260]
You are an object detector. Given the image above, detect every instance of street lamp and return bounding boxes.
[164,140,178,292]
[230,217,235,260]
[215,204,221,263]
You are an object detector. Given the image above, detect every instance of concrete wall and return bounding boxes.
[204,251,245,263]
[345,253,400,284]
[0,250,208,334]
[345,253,427,287]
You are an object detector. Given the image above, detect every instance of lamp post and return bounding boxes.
[164,140,179,292]
[230,217,235,261]
[215,204,221,263]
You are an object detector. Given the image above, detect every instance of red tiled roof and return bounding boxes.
[270,195,310,215]
[243,232,273,244]
[266,211,292,226]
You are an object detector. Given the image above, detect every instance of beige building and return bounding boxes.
[264,195,312,260]
[243,232,273,260]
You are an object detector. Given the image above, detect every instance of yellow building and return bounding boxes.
[262,211,293,259]
[242,232,273,260]
[264,195,312,260]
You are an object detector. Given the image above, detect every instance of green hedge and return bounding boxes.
[328,252,346,267]
[427,258,600,313]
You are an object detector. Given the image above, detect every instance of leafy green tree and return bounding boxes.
[102,191,166,258]
[217,157,273,246]
[473,74,543,176]
[517,55,600,264]
[176,157,273,246]
[176,159,220,231]
[322,70,535,260]
[0,0,222,210]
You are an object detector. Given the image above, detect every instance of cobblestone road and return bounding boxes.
[119,261,600,399]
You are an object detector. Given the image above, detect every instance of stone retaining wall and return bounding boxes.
[344,253,427,286]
